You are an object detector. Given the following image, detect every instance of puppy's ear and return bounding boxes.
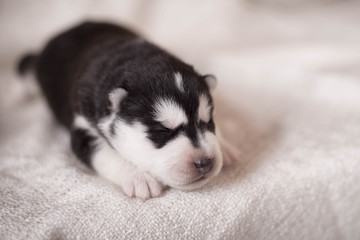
[203,74,217,91]
[108,88,128,112]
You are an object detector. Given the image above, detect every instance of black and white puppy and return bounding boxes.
[18,21,239,199]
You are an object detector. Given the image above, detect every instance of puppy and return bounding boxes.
[18,21,239,199]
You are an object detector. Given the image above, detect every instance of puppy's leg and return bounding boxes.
[91,141,164,200]
[72,115,163,199]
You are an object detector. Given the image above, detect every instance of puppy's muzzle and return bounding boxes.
[193,158,213,175]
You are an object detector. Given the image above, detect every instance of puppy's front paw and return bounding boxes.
[122,172,164,200]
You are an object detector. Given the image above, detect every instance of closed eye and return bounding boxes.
[153,124,172,134]
[147,122,183,148]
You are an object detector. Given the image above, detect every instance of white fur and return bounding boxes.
[109,119,223,190]
[92,139,163,200]
[74,114,91,129]
[174,72,184,92]
[73,114,97,136]
[198,94,211,122]
[154,98,188,129]
[109,88,127,111]
[98,88,127,137]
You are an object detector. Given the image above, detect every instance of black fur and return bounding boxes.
[70,128,98,165]
[19,21,215,164]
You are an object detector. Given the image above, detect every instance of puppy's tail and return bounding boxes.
[17,53,38,76]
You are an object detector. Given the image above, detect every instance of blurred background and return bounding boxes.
[0,1,360,239]
[1,0,360,157]
[1,0,360,112]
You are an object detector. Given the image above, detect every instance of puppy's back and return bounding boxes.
[34,22,137,127]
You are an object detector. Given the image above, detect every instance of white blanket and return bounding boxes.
[1,0,360,239]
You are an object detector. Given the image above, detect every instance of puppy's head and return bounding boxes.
[102,61,222,190]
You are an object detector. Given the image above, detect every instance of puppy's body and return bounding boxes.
[20,22,238,199]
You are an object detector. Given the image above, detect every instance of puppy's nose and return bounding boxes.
[194,158,213,175]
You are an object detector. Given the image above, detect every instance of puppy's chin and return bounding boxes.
[161,157,223,191]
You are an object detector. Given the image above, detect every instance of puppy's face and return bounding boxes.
[104,69,222,190]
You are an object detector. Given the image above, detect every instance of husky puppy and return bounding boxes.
[18,21,239,199]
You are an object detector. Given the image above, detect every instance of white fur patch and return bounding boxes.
[73,114,97,136]
[174,72,184,92]
[109,88,127,111]
[92,139,163,199]
[154,99,188,129]
[98,88,127,137]
[92,141,131,185]
[198,94,211,122]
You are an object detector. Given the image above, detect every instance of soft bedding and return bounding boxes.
[1,0,359,239]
